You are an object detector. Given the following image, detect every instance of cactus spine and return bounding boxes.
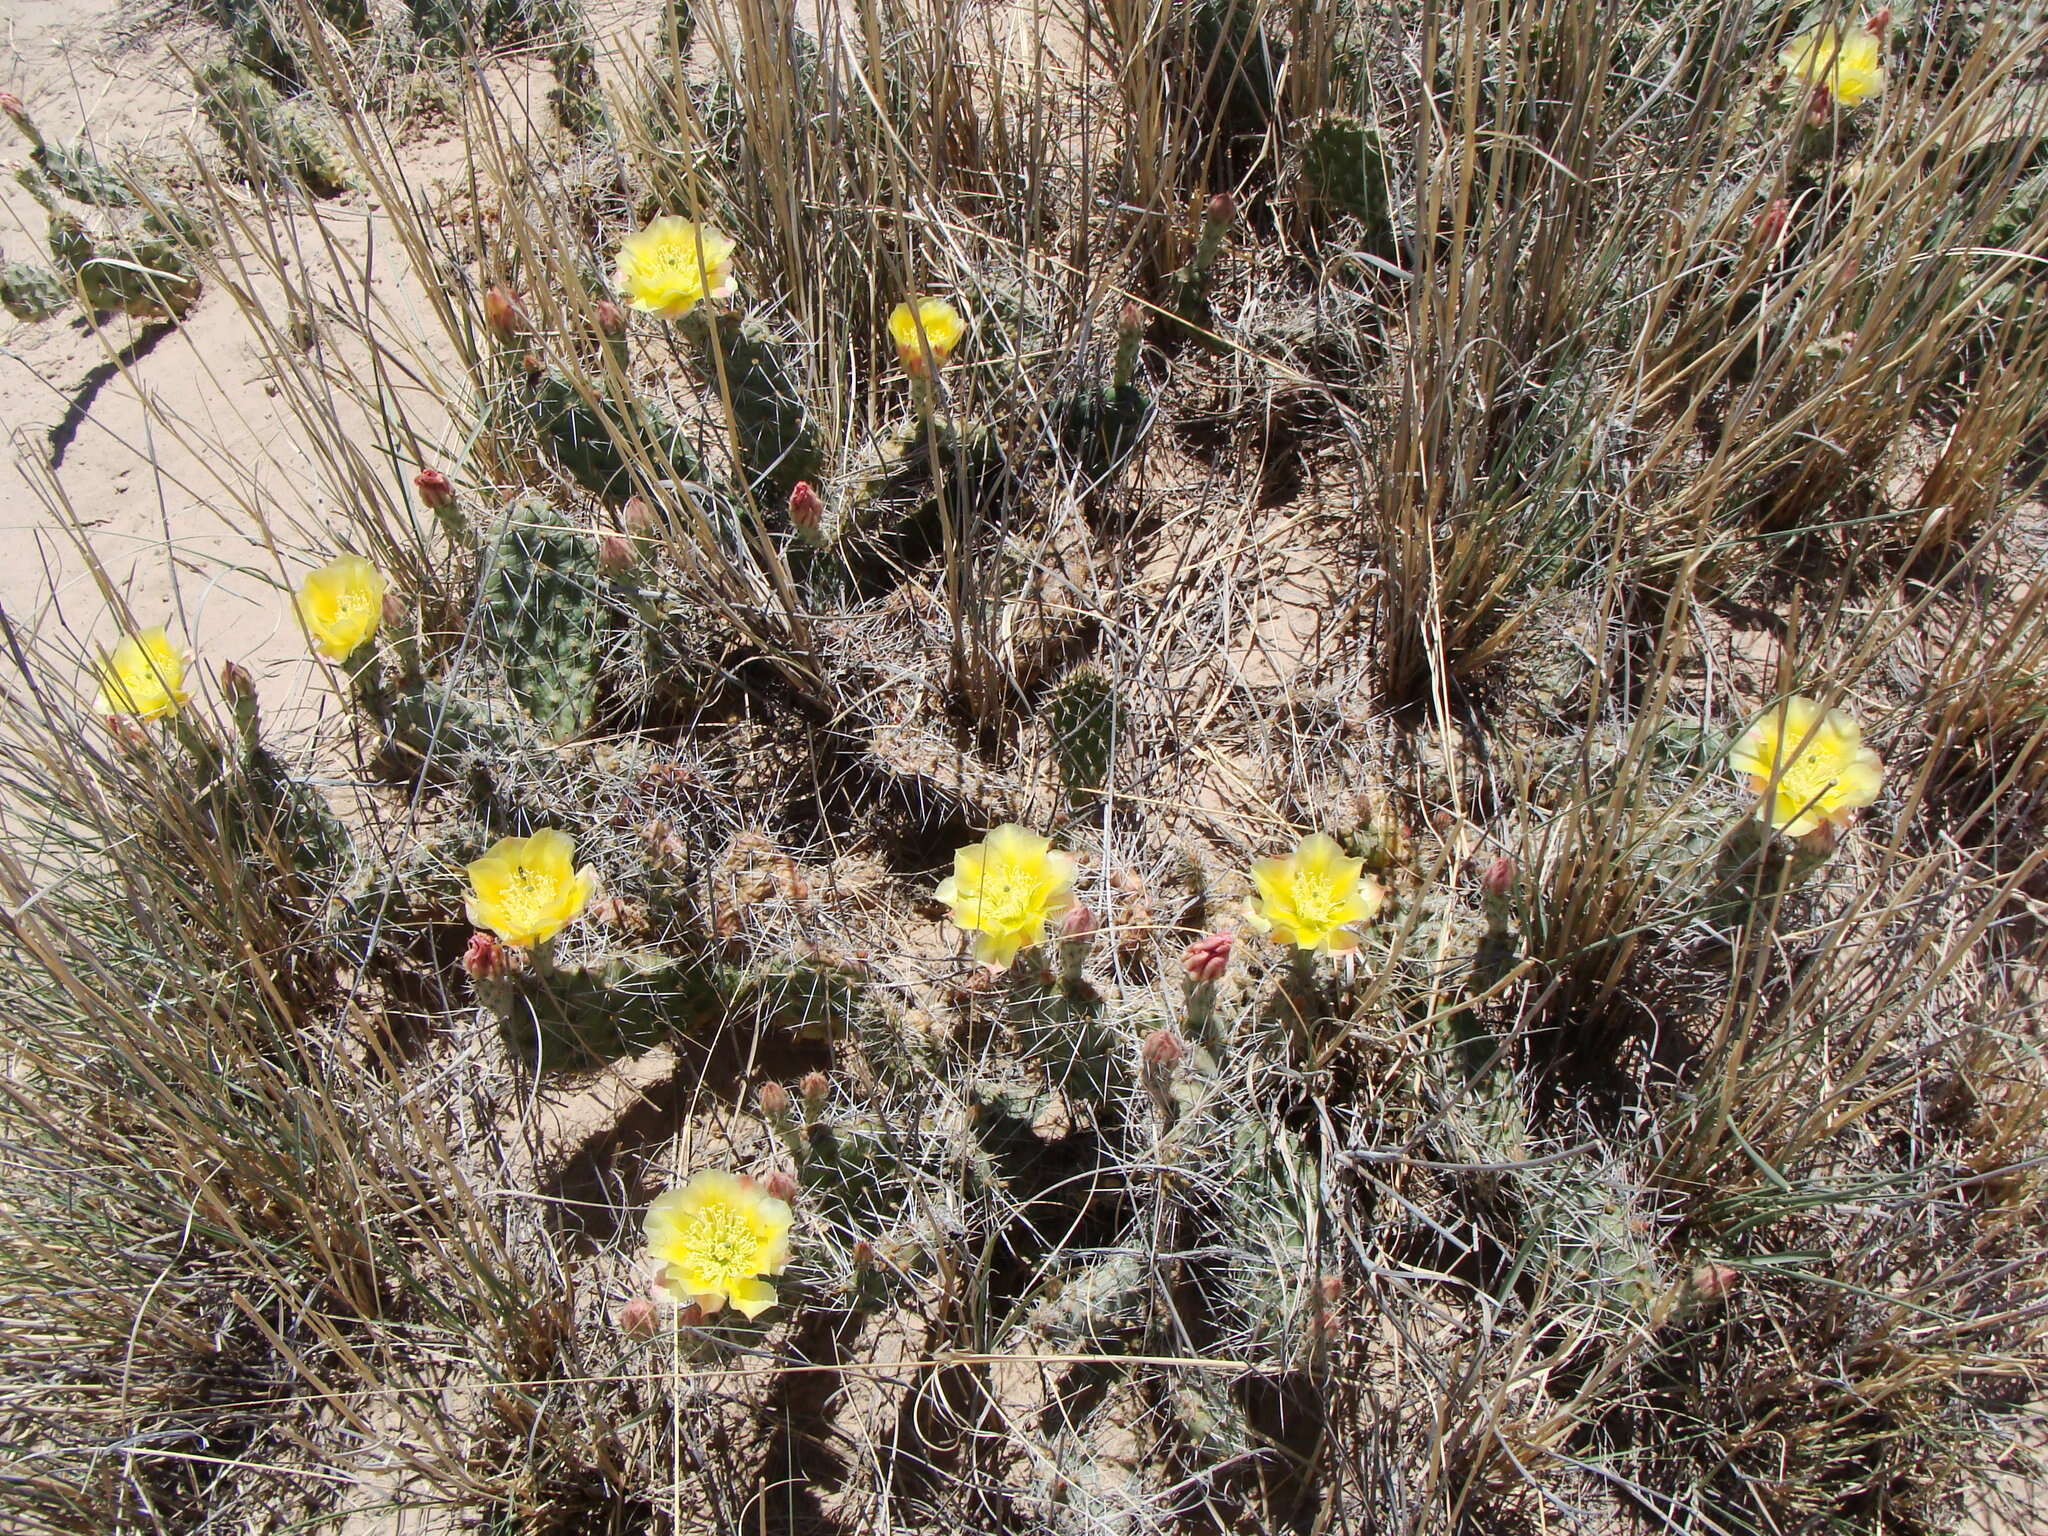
[678,310,823,502]
[195,61,350,198]
[1047,663,1123,803]
[479,498,609,741]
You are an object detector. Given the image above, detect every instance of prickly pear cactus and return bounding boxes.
[549,24,607,139]
[195,61,350,198]
[1298,114,1393,253]
[1,257,69,321]
[480,949,730,1073]
[480,499,608,741]
[1047,663,1123,802]
[47,211,200,320]
[678,311,822,502]
[809,417,1007,598]
[524,370,702,505]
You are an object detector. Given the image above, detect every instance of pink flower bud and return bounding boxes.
[1182,931,1233,983]
[0,92,28,126]
[1061,902,1098,941]
[462,931,509,981]
[1140,1029,1184,1073]
[414,468,454,509]
[1865,7,1890,36]
[380,590,407,630]
[618,1296,659,1338]
[1118,301,1143,337]
[787,480,825,531]
[595,298,627,336]
[597,532,636,576]
[1205,191,1235,225]
[758,1081,791,1119]
[1807,84,1833,127]
[1691,1262,1739,1302]
[484,285,528,341]
[1755,197,1789,248]
[800,1071,829,1113]
[623,495,657,539]
[851,1239,875,1271]
[761,1169,799,1203]
[1481,856,1517,899]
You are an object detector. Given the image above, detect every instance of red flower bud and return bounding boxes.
[0,92,28,126]
[618,1296,659,1338]
[381,590,407,630]
[800,1071,829,1113]
[1691,1262,1740,1302]
[597,532,636,576]
[622,495,658,539]
[1118,300,1143,336]
[1807,84,1833,127]
[1865,7,1890,36]
[414,467,455,509]
[219,659,255,707]
[1183,931,1233,983]
[462,931,509,981]
[758,1081,791,1119]
[1755,197,1789,249]
[1480,856,1517,899]
[594,298,627,336]
[761,1169,799,1203]
[1205,191,1236,225]
[787,480,825,531]
[1061,902,1098,941]
[1140,1028,1184,1073]
[851,1239,875,1270]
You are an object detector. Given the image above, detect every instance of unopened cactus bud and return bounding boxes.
[1480,856,1517,899]
[414,467,455,509]
[618,1295,659,1338]
[462,931,510,981]
[1141,1028,1184,1119]
[622,495,658,539]
[761,1168,798,1203]
[597,531,636,576]
[800,1071,829,1114]
[1865,6,1890,36]
[484,284,528,342]
[1061,902,1098,941]
[1205,190,1235,227]
[1319,1274,1343,1305]
[758,1080,792,1119]
[1691,1262,1740,1302]
[595,298,627,336]
[1112,301,1144,390]
[787,480,827,545]
[378,590,406,632]
[851,1238,875,1271]
[1183,931,1232,982]
[1755,197,1789,249]
[1807,84,1833,127]
[220,659,259,743]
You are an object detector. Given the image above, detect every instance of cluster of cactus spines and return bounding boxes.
[478,498,611,741]
[677,309,823,503]
[1046,663,1124,805]
[804,415,1007,598]
[45,209,202,320]
[195,61,351,198]
[548,18,608,139]
[1297,113,1393,254]
[1,255,70,321]
[1059,301,1153,490]
[1169,191,1236,342]
[210,660,350,875]
[761,1077,909,1254]
[521,366,701,505]
[467,937,730,1073]
[0,92,134,208]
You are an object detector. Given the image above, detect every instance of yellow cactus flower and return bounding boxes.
[1780,24,1885,109]
[1247,832,1385,954]
[613,217,737,320]
[296,554,387,662]
[91,626,191,719]
[644,1169,793,1320]
[463,828,598,948]
[935,823,1078,971]
[1728,696,1884,837]
[887,297,966,377]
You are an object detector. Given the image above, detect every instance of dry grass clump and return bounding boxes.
[2,0,2047,1530]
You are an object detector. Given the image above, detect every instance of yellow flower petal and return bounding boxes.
[1729,696,1884,837]
[464,829,597,946]
[615,217,737,320]
[1247,833,1380,953]
[888,297,966,376]
[644,1170,794,1319]
[91,626,191,719]
[1780,25,1885,108]
[937,823,1077,971]
[726,1277,779,1319]
[297,554,387,662]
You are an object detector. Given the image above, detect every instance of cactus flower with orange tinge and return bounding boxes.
[1247,833,1385,954]
[936,823,1078,970]
[1781,22,1885,108]
[644,1169,793,1320]
[464,828,598,948]
[887,297,966,377]
[614,217,736,320]
[296,554,387,662]
[92,626,190,719]
[1727,696,1884,837]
